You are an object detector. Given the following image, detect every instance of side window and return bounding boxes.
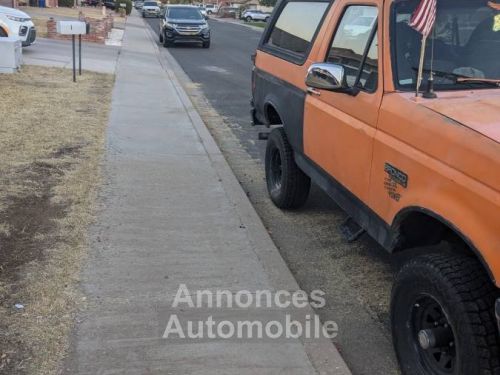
[327,6,379,92]
[266,1,329,57]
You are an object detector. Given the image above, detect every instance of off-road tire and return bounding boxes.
[265,127,310,209]
[392,252,500,375]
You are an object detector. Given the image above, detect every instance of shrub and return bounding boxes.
[115,0,132,15]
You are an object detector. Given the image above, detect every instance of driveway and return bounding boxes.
[23,38,120,74]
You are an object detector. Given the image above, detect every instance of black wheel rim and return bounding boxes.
[269,146,282,194]
[412,295,457,374]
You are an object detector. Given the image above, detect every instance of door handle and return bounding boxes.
[307,87,321,96]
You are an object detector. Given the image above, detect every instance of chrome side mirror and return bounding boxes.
[306,63,347,91]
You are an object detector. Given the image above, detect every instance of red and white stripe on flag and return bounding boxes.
[408,0,437,37]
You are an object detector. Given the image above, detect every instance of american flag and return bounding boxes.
[408,0,437,37]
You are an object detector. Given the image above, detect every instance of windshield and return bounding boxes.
[144,2,157,6]
[354,17,374,26]
[168,7,203,20]
[393,0,500,90]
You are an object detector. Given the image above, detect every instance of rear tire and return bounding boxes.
[392,252,500,375]
[265,127,310,209]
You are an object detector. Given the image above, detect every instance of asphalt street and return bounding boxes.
[145,16,402,375]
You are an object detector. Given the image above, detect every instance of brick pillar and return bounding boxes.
[47,17,57,39]
[46,13,115,44]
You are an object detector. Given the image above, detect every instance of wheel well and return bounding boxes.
[0,27,7,37]
[394,210,472,255]
[265,104,282,125]
[392,209,496,281]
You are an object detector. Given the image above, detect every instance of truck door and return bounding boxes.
[302,1,383,203]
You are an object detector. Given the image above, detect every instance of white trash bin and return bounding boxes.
[0,37,22,74]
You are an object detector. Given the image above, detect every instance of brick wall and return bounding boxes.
[0,0,16,7]
[47,11,114,44]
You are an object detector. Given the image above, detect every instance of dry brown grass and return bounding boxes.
[22,6,126,33]
[31,16,48,38]
[0,65,114,374]
[22,6,109,20]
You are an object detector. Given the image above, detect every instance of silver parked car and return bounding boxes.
[241,9,270,22]
[142,1,160,17]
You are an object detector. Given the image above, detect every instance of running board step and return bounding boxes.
[340,217,365,243]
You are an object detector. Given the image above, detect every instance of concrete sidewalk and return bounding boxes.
[65,13,351,374]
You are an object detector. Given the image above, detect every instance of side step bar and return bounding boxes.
[340,217,366,243]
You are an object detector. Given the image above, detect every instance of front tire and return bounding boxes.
[392,253,500,375]
[265,127,310,209]
[162,32,172,48]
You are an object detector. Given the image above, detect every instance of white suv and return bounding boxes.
[0,6,36,46]
[241,9,270,22]
[205,4,218,15]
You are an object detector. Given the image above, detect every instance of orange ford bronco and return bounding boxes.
[251,0,500,373]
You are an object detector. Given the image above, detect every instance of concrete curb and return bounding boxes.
[144,22,352,375]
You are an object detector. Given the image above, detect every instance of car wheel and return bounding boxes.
[246,16,252,22]
[392,252,500,375]
[207,10,212,15]
[159,31,163,43]
[202,40,210,48]
[265,127,310,209]
[163,32,172,48]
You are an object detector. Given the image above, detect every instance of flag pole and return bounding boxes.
[416,35,427,98]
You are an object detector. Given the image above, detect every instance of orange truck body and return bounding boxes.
[253,0,500,285]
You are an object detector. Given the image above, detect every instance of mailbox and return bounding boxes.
[56,20,90,82]
[56,21,88,35]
